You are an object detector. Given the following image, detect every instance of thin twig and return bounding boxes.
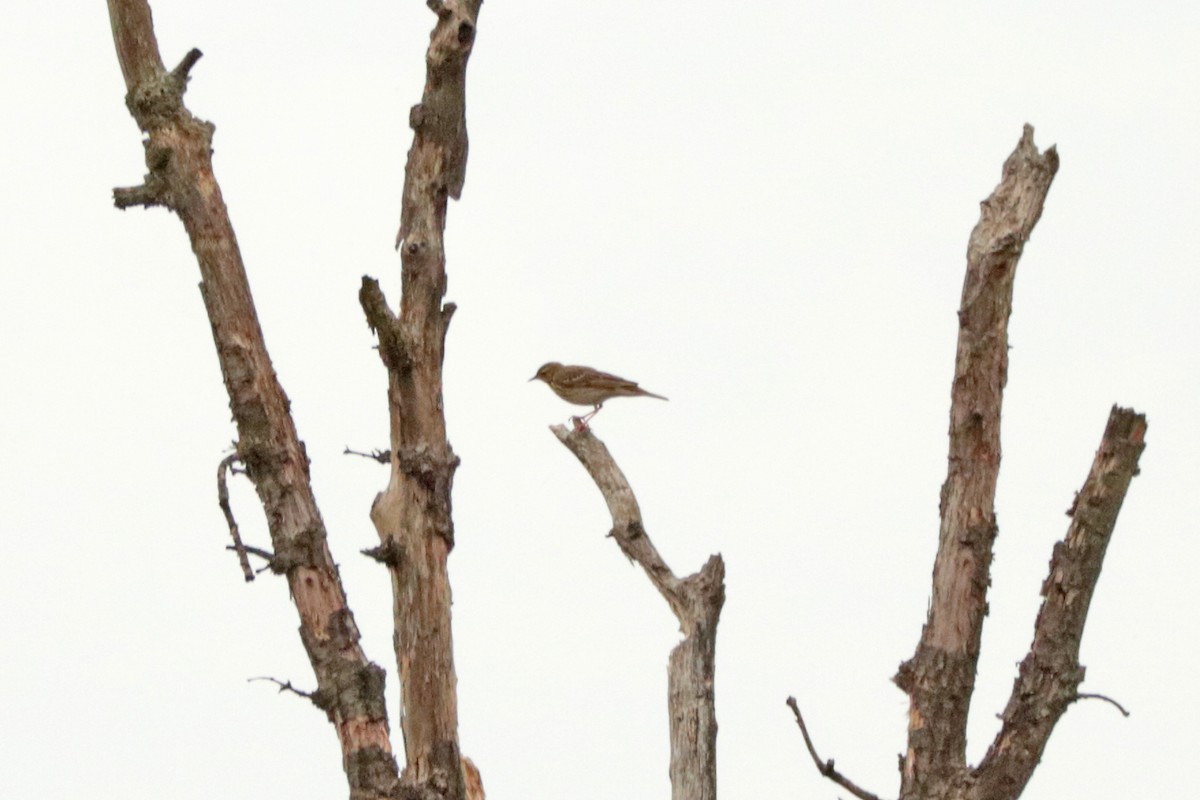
[1076,692,1131,717]
[217,453,254,581]
[224,544,275,574]
[248,676,315,701]
[786,696,882,800]
[344,446,391,464]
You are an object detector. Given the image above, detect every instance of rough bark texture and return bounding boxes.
[358,2,481,799]
[970,406,1146,800]
[877,126,1145,800]
[894,125,1059,800]
[552,426,725,800]
[106,2,398,798]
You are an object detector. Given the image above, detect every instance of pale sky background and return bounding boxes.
[2,2,1197,798]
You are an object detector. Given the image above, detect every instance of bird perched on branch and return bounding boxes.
[531,361,667,430]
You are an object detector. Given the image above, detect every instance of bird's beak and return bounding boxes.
[528,374,538,382]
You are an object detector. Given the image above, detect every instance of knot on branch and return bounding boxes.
[308,686,337,713]
[426,0,476,49]
[345,746,401,796]
[124,49,204,129]
[894,645,977,703]
[125,74,184,126]
[402,234,430,258]
[610,520,647,542]
[322,660,389,720]
[293,641,388,720]
[457,20,475,45]
[113,134,186,210]
[233,437,290,484]
[362,539,406,567]
[269,524,327,573]
[410,102,429,130]
[396,445,460,547]
[397,446,460,492]
[894,659,916,694]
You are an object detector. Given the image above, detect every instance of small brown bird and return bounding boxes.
[531,361,667,429]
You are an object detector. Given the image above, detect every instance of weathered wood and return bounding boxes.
[895,125,1059,800]
[552,425,725,800]
[971,406,1146,800]
[359,2,481,799]
[106,2,397,798]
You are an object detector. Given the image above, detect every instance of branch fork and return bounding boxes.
[786,127,1145,800]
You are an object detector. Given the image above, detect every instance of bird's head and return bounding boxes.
[530,362,562,383]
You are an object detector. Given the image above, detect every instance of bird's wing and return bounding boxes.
[561,366,638,391]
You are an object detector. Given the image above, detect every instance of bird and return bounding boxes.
[531,361,667,429]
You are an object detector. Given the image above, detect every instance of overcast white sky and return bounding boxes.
[2,1,1197,798]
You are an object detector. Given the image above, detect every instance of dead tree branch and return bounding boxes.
[357,2,481,799]
[217,453,254,582]
[1074,692,1132,718]
[106,2,397,796]
[249,676,319,703]
[786,697,882,800]
[344,446,392,465]
[224,544,276,575]
[894,124,1059,798]
[971,406,1146,800]
[871,126,1148,800]
[551,425,725,800]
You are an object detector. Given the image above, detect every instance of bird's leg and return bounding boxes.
[571,404,604,431]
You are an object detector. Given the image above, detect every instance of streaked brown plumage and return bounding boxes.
[531,361,667,428]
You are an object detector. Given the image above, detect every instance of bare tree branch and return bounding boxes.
[551,424,724,800]
[249,676,318,703]
[344,446,392,465]
[395,0,477,248]
[357,2,481,798]
[217,453,253,581]
[971,406,1146,800]
[1075,692,1132,718]
[894,125,1059,797]
[224,544,276,574]
[106,2,398,797]
[785,697,883,800]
